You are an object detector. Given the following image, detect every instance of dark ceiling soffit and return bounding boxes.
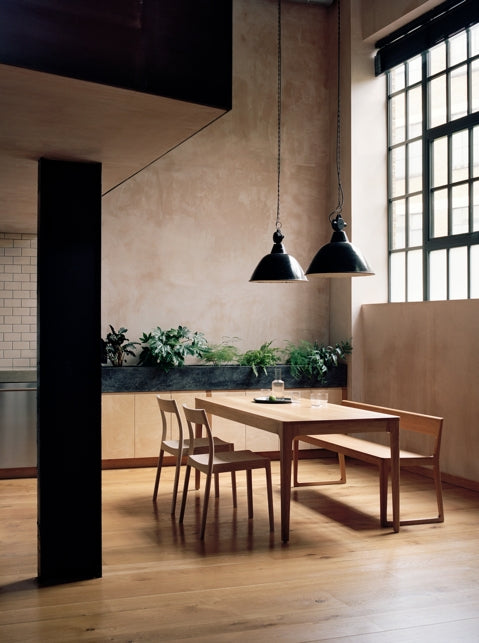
[0,0,232,111]
[374,0,479,76]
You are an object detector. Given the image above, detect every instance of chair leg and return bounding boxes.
[246,469,253,519]
[179,465,191,524]
[379,462,389,527]
[152,449,165,501]
[200,470,212,540]
[214,473,220,498]
[433,463,445,522]
[265,461,274,532]
[170,453,182,515]
[231,471,237,507]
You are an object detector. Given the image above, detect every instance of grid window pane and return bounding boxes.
[451,130,469,182]
[408,141,422,192]
[391,146,406,196]
[474,126,479,178]
[429,250,447,300]
[471,245,479,297]
[432,136,448,187]
[449,246,468,299]
[429,42,446,75]
[449,31,467,66]
[432,188,448,237]
[407,86,422,138]
[450,65,468,121]
[407,250,423,301]
[390,252,406,301]
[472,60,479,113]
[408,56,422,85]
[470,24,479,56]
[408,195,423,246]
[391,200,406,249]
[390,94,405,144]
[428,75,447,127]
[473,181,479,231]
[390,64,405,93]
[451,184,469,234]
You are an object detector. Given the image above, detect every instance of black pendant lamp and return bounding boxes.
[250,0,307,283]
[306,0,373,278]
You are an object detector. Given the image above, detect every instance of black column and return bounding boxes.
[37,158,102,584]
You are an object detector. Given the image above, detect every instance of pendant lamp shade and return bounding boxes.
[250,230,308,282]
[306,214,373,277]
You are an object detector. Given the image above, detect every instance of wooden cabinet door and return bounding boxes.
[102,393,135,459]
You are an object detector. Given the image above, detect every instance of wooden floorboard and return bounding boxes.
[1,459,479,642]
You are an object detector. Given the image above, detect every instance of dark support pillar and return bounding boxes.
[37,158,102,584]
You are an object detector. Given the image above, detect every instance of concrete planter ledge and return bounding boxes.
[101,364,347,393]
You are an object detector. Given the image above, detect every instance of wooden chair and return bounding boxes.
[293,400,444,526]
[152,396,234,514]
[179,405,275,539]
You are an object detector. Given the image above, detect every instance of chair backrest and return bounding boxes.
[342,399,443,457]
[156,396,184,444]
[182,405,215,458]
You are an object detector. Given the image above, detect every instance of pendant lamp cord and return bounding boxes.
[330,0,344,224]
[276,0,282,233]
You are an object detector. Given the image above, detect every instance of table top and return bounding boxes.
[194,395,399,436]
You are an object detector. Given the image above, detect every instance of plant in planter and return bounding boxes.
[200,337,241,365]
[237,341,284,377]
[138,325,208,372]
[101,325,140,366]
[285,339,352,383]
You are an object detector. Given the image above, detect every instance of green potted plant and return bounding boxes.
[237,341,284,377]
[285,339,352,384]
[101,325,140,367]
[200,337,241,365]
[138,325,208,372]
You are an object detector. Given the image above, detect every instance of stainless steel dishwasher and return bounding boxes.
[0,381,37,468]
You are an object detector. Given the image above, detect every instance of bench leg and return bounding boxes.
[379,462,388,527]
[292,438,347,487]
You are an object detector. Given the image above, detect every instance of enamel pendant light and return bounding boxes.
[306,0,373,278]
[250,0,307,283]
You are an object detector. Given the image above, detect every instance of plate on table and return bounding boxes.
[253,396,292,404]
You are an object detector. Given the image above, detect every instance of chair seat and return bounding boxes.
[188,449,271,474]
[162,436,232,455]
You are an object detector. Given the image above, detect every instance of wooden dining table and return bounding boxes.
[195,395,400,543]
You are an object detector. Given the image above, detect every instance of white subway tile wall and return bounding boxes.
[0,232,37,369]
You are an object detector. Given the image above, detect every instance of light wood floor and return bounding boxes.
[1,458,479,642]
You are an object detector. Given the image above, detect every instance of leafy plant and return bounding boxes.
[201,337,241,365]
[238,341,284,377]
[138,325,208,372]
[101,325,140,367]
[286,339,352,383]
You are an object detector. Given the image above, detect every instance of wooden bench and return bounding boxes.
[292,400,444,526]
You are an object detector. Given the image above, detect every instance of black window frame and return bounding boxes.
[377,0,479,302]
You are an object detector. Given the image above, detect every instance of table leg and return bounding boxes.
[390,419,400,532]
[279,431,293,543]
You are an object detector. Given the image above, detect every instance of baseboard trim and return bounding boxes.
[2,451,478,493]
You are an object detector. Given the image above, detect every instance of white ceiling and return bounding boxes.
[0,63,226,234]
